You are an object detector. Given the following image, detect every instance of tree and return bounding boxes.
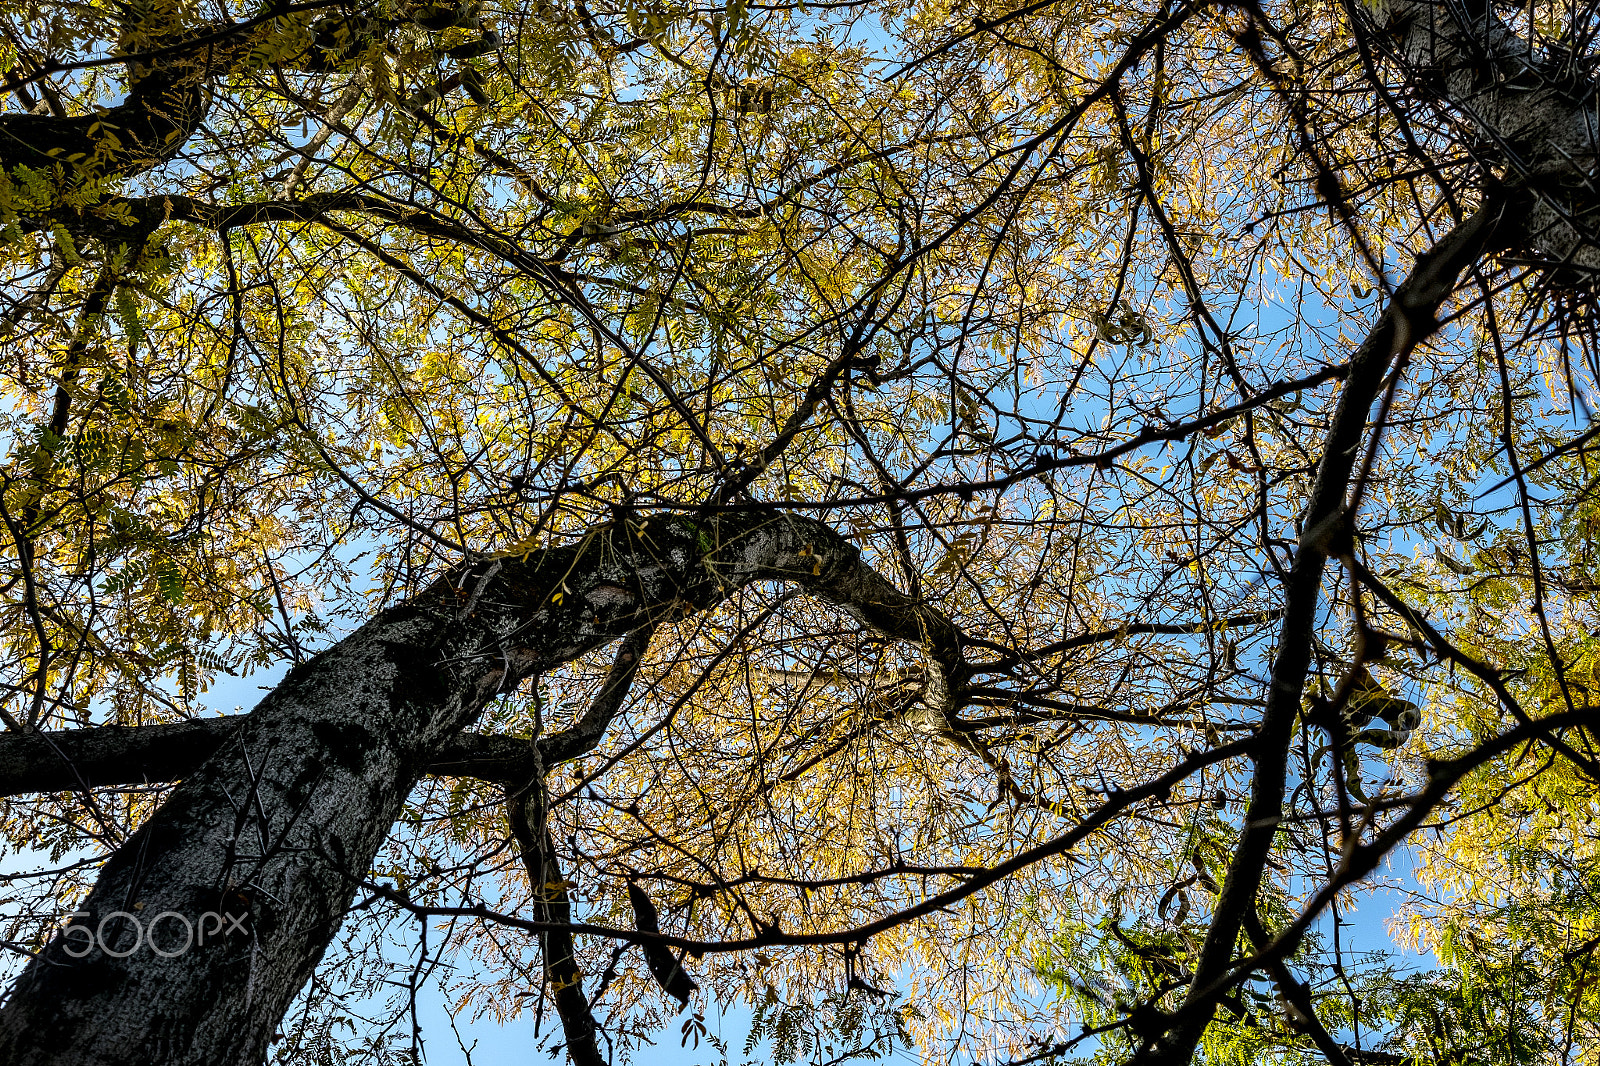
[0,0,1598,1061]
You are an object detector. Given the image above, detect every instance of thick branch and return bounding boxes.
[1131,203,1508,1066]
[1379,0,1600,271]
[0,718,549,798]
[0,30,236,181]
[0,507,960,1065]
[0,5,485,194]
[506,784,606,1066]
[497,629,654,1066]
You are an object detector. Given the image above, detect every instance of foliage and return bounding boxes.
[1,0,1600,1060]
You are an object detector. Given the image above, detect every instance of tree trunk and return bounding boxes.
[1380,0,1600,270]
[0,509,957,1065]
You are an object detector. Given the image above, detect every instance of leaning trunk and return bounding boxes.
[0,509,954,1064]
[0,570,532,1064]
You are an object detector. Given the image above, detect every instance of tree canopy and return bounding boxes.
[0,0,1599,1061]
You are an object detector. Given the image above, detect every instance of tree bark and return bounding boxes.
[0,715,557,795]
[0,509,959,1065]
[1379,0,1600,272]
